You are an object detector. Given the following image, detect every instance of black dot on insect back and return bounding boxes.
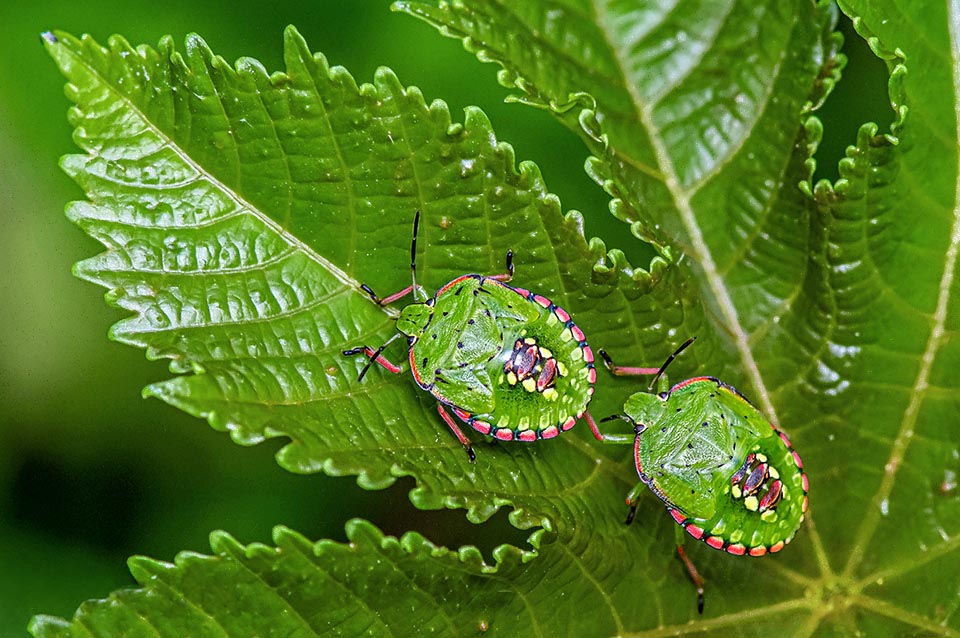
[443,311,449,316]
[432,333,438,339]
[687,443,693,449]
[702,421,709,427]
[457,342,464,349]
[661,427,667,433]
[468,319,475,324]
[422,358,428,368]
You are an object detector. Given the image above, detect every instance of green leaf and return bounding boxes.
[35,0,960,634]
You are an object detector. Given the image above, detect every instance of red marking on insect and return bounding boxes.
[533,294,551,308]
[541,425,559,438]
[582,346,595,363]
[554,307,570,323]
[731,453,755,485]
[537,358,558,391]
[494,428,514,441]
[634,437,644,475]
[561,416,576,431]
[669,509,686,524]
[670,377,715,392]
[792,450,804,469]
[685,524,705,540]
[407,349,424,383]
[518,430,537,442]
[801,473,809,493]
[436,274,476,296]
[802,495,809,513]
[472,420,491,435]
[513,287,529,296]
[749,546,768,557]
[726,544,746,556]
[759,479,783,512]
[516,343,538,376]
[769,541,785,553]
[706,536,725,550]
[587,368,597,383]
[743,462,769,496]
[571,325,585,341]
[779,431,793,447]
[453,407,471,421]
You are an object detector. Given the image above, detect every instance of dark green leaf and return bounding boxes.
[35,0,960,634]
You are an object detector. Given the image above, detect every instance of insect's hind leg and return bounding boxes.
[674,524,706,614]
[436,404,477,462]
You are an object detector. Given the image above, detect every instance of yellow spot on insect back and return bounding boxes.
[546,314,558,326]
[517,417,531,430]
[557,362,568,376]
[761,510,778,523]
[729,530,743,543]
[569,348,582,361]
[543,388,558,401]
[539,347,553,358]
[731,485,742,499]
[560,328,573,342]
[507,372,518,385]
[757,453,768,463]
[769,467,780,479]
[745,496,759,512]
[522,378,537,393]
[524,337,536,345]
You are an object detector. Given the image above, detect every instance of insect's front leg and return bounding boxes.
[361,283,418,306]
[342,332,405,380]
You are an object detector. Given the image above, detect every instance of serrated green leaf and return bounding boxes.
[36,0,960,634]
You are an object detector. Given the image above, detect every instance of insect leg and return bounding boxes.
[342,333,404,380]
[599,337,696,390]
[624,482,645,524]
[488,249,514,282]
[598,349,661,376]
[584,411,635,443]
[436,404,477,463]
[357,210,427,305]
[376,284,417,305]
[675,527,705,614]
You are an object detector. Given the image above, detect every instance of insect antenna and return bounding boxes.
[646,337,697,391]
[409,209,428,302]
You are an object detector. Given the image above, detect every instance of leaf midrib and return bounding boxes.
[586,0,778,427]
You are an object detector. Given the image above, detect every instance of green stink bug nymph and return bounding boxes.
[592,338,809,613]
[343,211,597,461]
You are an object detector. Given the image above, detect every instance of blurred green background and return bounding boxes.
[0,1,888,634]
